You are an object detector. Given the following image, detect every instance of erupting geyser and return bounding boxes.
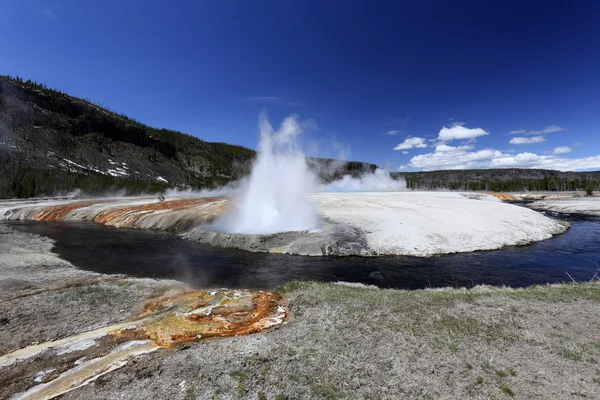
[214,113,318,234]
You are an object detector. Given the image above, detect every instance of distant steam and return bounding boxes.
[322,168,406,192]
[212,113,318,234]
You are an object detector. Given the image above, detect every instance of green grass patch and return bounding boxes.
[184,386,196,400]
[500,385,515,397]
[228,371,248,397]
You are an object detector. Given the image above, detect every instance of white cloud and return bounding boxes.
[438,123,489,142]
[43,8,58,21]
[509,125,567,135]
[405,146,503,170]
[386,130,402,135]
[532,125,566,135]
[402,151,409,155]
[398,122,593,171]
[244,96,278,101]
[489,153,600,171]
[435,144,475,153]
[553,146,572,155]
[393,137,428,151]
[508,136,546,145]
[401,145,600,172]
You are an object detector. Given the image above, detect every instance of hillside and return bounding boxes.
[0,75,258,197]
[0,76,376,198]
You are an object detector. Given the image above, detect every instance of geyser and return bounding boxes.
[214,113,318,234]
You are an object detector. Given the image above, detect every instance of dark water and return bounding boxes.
[9,211,600,290]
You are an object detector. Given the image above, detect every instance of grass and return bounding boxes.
[63,284,127,306]
[311,382,345,399]
[279,280,600,304]
[148,284,172,299]
[500,385,515,397]
[184,386,196,400]
[279,281,542,351]
[229,371,248,397]
[265,280,600,398]
[557,346,583,361]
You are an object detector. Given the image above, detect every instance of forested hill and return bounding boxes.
[1,75,598,199]
[0,75,375,198]
[395,169,600,192]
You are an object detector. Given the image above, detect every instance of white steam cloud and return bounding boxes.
[213,113,318,234]
[322,168,406,192]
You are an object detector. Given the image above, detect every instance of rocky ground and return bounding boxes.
[1,224,600,399]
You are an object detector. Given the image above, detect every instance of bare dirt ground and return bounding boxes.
[1,224,600,399]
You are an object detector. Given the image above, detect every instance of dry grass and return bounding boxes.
[7,280,600,400]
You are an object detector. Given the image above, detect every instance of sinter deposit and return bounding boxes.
[1,191,568,257]
[528,197,600,216]
[187,191,569,256]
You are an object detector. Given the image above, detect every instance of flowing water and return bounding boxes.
[9,210,600,290]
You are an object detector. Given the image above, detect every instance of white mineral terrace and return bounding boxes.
[1,192,569,257]
[308,192,568,256]
[528,197,600,216]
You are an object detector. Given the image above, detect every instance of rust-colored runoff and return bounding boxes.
[486,193,520,201]
[92,197,223,226]
[1,288,287,400]
[112,289,288,348]
[32,201,103,221]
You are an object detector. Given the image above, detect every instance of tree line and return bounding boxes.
[0,154,171,198]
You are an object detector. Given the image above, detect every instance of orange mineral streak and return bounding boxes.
[32,201,106,222]
[111,289,287,348]
[486,193,520,201]
[92,198,224,227]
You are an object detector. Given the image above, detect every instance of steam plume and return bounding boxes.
[321,168,406,192]
[213,113,318,234]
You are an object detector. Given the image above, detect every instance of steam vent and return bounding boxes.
[1,191,568,257]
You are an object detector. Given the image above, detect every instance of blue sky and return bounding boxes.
[1,0,599,171]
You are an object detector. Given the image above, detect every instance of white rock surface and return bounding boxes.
[529,197,600,216]
[309,192,568,256]
[1,192,569,257]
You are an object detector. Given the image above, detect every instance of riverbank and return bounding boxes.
[1,224,599,399]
